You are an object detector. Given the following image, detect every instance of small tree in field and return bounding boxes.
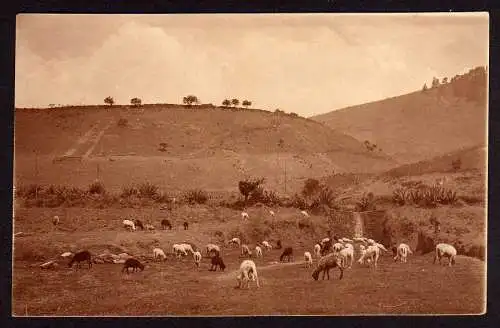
[231,98,240,107]
[222,99,231,107]
[238,177,265,203]
[183,95,199,106]
[130,97,142,107]
[242,100,252,108]
[104,96,114,106]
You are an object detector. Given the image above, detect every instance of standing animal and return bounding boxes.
[255,246,263,258]
[241,212,249,220]
[153,248,166,261]
[122,258,144,274]
[227,238,241,247]
[193,251,202,268]
[52,215,60,226]
[161,219,172,230]
[279,247,293,262]
[433,243,457,266]
[304,251,313,268]
[276,240,282,249]
[241,244,252,257]
[236,260,260,289]
[338,244,354,268]
[312,253,344,281]
[300,210,310,217]
[394,243,413,263]
[172,244,190,258]
[320,239,333,256]
[122,219,136,231]
[206,243,221,257]
[261,241,273,251]
[358,245,380,268]
[68,250,92,269]
[183,222,189,230]
[269,210,275,217]
[209,254,226,271]
[134,219,144,230]
[332,242,344,253]
[314,244,321,258]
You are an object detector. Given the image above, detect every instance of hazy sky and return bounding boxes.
[15,13,489,116]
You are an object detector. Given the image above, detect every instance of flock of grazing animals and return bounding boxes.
[48,209,460,291]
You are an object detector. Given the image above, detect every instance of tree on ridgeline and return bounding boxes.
[104,96,115,106]
[231,98,240,107]
[222,99,231,107]
[183,95,200,107]
[130,97,142,107]
[242,100,252,109]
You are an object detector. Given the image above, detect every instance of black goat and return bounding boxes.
[209,255,226,271]
[122,258,145,274]
[276,240,282,249]
[183,222,189,230]
[68,250,92,269]
[320,240,332,256]
[279,247,294,262]
[161,219,172,230]
[134,219,144,230]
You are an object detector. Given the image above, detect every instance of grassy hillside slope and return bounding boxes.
[311,67,487,164]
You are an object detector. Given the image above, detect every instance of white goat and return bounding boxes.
[255,246,263,258]
[434,243,457,266]
[358,244,380,268]
[261,241,273,251]
[153,247,166,261]
[313,244,321,258]
[241,212,249,220]
[236,260,260,289]
[300,210,310,217]
[122,219,136,231]
[241,244,252,257]
[304,251,313,268]
[193,251,202,268]
[394,243,413,263]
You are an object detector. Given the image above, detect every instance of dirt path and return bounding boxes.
[61,120,114,158]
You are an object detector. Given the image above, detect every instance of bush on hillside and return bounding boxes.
[356,192,376,211]
[121,185,139,198]
[138,182,159,199]
[183,189,208,205]
[238,177,265,203]
[88,181,106,195]
[392,184,457,207]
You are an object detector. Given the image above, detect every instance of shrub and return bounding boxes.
[183,189,208,205]
[451,158,462,171]
[88,181,106,195]
[138,182,159,199]
[356,192,376,211]
[238,177,265,203]
[121,185,139,198]
[392,188,408,206]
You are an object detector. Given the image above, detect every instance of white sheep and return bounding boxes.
[434,243,457,266]
[172,244,189,258]
[236,260,260,289]
[300,210,310,217]
[338,245,354,268]
[375,242,388,252]
[358,244,380,268]
[153,248,166,261]
[269,210,275,217]
[332,242,344,253]
[313,244,321,258]
[304,251,313,268]
[241,244,252,257]
[227,237,241,247]
[339,237,353,243]
[52,215,60,226]
[353,237,366,243]
[255,246,263,258]
[394,243,413,263]
[241,212,249,220]
[122,219,136,231]
[206,243,221,256]
[193,251,202,268]
[366,238,376,245]
[178,243,195,254]
[61,251,73,258]
[261,241,273,251]
[321,237,331,245]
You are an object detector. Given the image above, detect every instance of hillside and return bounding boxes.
[14,104,397,193]
[311,67,488,164]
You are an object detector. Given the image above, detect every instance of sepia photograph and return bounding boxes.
[13,13,488,316]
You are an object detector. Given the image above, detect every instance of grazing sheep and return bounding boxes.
[340,237,353,243]
[153,247,166,261]
[338,245,354,268]
[206,243,221,257]
[353,237,367,243]
[68,250,92,270]
[241,244,252,257]
[173,244,189,258]
[314,244,321,258]
[279,247,293,262]
[434,243,457,266]
[261,241,273,251]
[236,260,260,289]
[300,210,310,217]
[358,245,370,265]
[375,242,388,252]
[358,245,380,268]
[321,237,331,245]
[394,243,413,263]
[269,210,275,217]
[332,242,344,253]
[366,238,376,246]
[209,254,226,271]
[61,251,73,258]
[227,237,241,247]
[241,212,249,220]
[122,219,136,231]
[193,251,202,268]
[134,219,144,230]
[183,222,189,230]
[161,219,172,230]
[122,258,144,274]
[145,223,155,231]
[312,253,344,281]
[276,240,282,249]
[52,215,60,226]
[304,251,313,268]
[255,246,263,258]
